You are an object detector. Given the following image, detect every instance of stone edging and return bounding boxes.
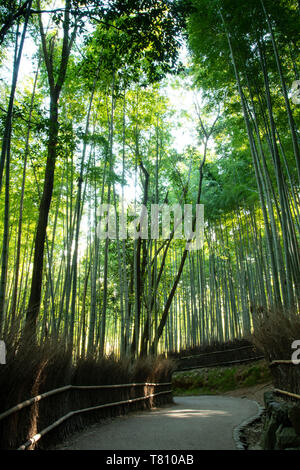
[233,400,265,450]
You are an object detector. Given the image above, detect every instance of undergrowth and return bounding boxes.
[172,360,272,396]
[250,307,300,360]
[250,307,300,396]
[0,335,175,450]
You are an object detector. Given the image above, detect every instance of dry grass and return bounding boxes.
[249,307,300,398]
[132,355,175,383]
[0,337,175,450]
[250,307,300,361]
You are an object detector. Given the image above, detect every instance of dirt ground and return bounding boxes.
[223,382,273,450]
[222,381,273,406]
[52,383,273,451]
[55,395,260,450]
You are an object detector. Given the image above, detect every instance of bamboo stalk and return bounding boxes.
[0,385,72,421]
[274,389,300,400]
[72,382,172,389]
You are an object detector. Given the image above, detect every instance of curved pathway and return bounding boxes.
[59,396,259,450]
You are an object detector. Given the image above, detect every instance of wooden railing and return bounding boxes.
[175,345,264,371]
[0,382,172,450]
[269,359,300,401]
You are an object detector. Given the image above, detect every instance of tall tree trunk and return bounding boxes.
[25,1,76,339]
[0,2,32,333]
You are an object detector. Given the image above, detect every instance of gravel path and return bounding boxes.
[58,396,259,450]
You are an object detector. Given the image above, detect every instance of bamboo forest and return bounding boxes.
[0,0,299,362]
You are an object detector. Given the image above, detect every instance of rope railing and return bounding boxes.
[0,382,172,422]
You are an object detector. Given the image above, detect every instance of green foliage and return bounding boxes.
[0,0,299,359]
[172,360,272,395]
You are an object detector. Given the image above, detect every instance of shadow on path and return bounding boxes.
[59,395,259,450]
